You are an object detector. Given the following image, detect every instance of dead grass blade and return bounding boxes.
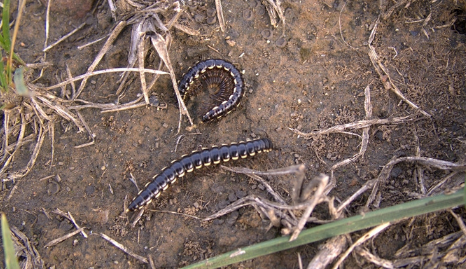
[149,32,193,130]
[10,226,45,269]
[75,21,127,99]
[366,156,466,210]
[332,222,391,269]
[100,233,148,264]
[44,227,85,248]
[289,115,415,138]
[368,20,431,118]
[215,0,225,32]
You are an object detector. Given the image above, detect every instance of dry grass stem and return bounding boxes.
[10,226,45,269]
[368,20,430,118]
[149,33,193,130]
[306,235,348,269]
[173,22,200,36]
[41,67,168,91]
[448,209,466,235]
[290,174,328,241]
[5,122,46,181]
[52,209,88,238]
[75,21,127,99]
[356,248,394,268]
[77,34,109,50]
[289,115,415,138]
[332,222,391,269]
[43,22,86,52]
[366,156,466,209]
[100,233,148,264]
[263,0,286,31]
[215,0,225,32]
[44,227,85,248]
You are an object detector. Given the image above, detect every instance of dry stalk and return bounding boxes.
[44,227,85,248]
[10,226,45,269]
[149,33,193,130]
[100,233,148,264]
[332,222,391,269]
[289,116,415,138]
[306,235,349,269]
[75,21,127,99]
[52,208,88,238]
[368,19,431,118]
[366,156,466,210]
[356,248,395,269]
[215,0,225,32]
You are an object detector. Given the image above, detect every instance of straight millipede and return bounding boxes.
[127,138,273,211]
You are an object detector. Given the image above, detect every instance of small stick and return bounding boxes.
[41,68,168,91]
[356,248,394,268]
[75,21,127,99]
[100,233,148,264]
[448,209,466,235]
[290,174,328,241]
[332,222,391,269]
[43,22,86,52]
[289,116,414,138]
[307,235,348,269]
[215,0,225,32]
[44,228,84,248]
[51,209,88,238]
[150,33,193,131]
[77,34,109,50]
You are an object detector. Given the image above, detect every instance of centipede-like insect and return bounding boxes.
[127,138,273,211]
[179,59,243,122]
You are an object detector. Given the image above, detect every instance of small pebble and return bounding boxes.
[213,219,224,225]
[236,189,246,198]
[206,16,216,25]
[228,192,237,202]
[243,9,254,21]
[162,123,168,128]
[256,5,266,16]
[206,8,216,17]
[261,29,273,39]
[258,184,265,190]
[226,40,236,46]
[275,37,287,48]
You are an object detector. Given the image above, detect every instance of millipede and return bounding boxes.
[127,138,273,211]
[179,59,243,122]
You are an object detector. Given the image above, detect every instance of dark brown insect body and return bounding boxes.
[128,138,273,211]
[179,59,243,122]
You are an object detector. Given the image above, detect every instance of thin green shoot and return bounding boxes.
[1,213,20,269]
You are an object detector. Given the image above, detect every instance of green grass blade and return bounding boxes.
[1,0,11,52]
[183,189,464,269]
[1,213,20,269]
[0,61,7,91]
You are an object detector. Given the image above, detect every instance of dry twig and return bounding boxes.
[100,233,148,264]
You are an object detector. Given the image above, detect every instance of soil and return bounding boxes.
[1,0,466,268]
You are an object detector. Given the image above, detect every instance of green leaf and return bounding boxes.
[183,188,465,269]
[1,213,20,269]
[1,0,11,52]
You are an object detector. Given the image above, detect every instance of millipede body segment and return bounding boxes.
[179,59,243,122]
[127,138,273,211]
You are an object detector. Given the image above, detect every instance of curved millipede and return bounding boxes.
[179,59,243,122]
[127,138,273,211]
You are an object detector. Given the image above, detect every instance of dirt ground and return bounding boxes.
[1,0,466,268]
